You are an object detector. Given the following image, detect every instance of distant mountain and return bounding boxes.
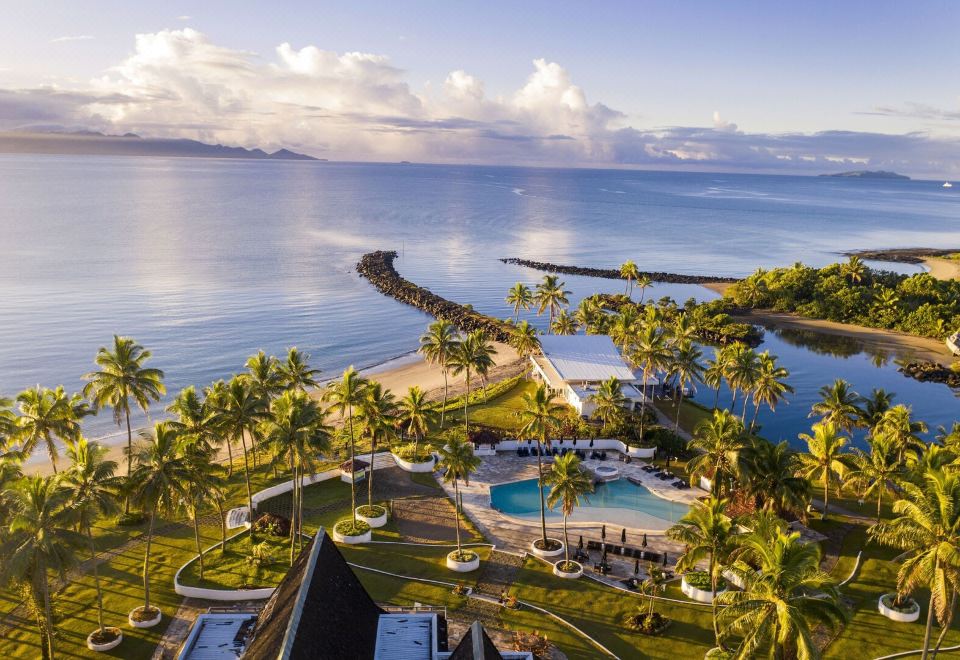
[0,131,320,161]
[819,170,909,180]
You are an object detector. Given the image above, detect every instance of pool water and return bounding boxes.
[489,477,690,531]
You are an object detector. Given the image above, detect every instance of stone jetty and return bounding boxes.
[500,257,738,285]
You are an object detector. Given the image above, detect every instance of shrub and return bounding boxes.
[532,538,562,551]
[88,627,121,644]
[335,519,371,536]
[881,593,919,614]
[116,511,146,526]
[452,582,468,596]
[512,630,552,658]
[556,560,580,573]
[705,647,735,659]
[684,570,725,591]
[449,549,477,563]
[625,611,671,635]
[253,512,291,537]
[130,606,160,622]
[393,443,434,462]
[357,504,386,518]
[246,541,274,567]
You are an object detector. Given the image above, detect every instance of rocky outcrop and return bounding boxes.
[899,361,960,388]
[500,257,738,284]
[844,248,960,264]
[357,251,513,342]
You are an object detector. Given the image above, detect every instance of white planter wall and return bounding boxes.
[494,438,655,457]
[356,507,388,528]
[878,595,921,623]
[250,469,340,510]
[530,539,565,558]
[681,576,726,604]
[553,561,584,579]
[391,452,436,473]
[446,553,481,572]
[333,528,372,544]
[128,608,162,629]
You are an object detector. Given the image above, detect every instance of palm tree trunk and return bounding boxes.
[289,463,298,566]
[217,500,227,554]
[39,572,54,660]
[297,461,304,553]
[713,385,720,410]
[750,400,762,433]
[877,489,883,522]
[453,479,462,556]
[240,427,256,547]
[125,406,133,514]
[563,513,570,567]
[921,555,941,660]
[88,526,105,634]
[225,434,234,477]
[638,367,649,442]
[143,510,155,611]
[463,371,471,431]
[932,588,957,658]
[674,393,683,437]
[368,435,376,509]
[192,508,204,580]
[537,437,547,545]
[823,476,829,518]
[710,553,719,646]
[441,369,448,429]
[348,403,357,525]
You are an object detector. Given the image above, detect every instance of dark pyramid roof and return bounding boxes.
[448,620,505,660]
[243,530,384,660]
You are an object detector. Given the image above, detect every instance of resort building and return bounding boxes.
[530,335,655,417]
[178,529,529,660]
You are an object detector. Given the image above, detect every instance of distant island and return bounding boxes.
[820,170,910,180]
[0,130,319,161]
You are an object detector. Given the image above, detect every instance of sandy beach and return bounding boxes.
[921,256,960,281]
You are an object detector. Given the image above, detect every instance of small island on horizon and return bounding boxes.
[819,170,910,180]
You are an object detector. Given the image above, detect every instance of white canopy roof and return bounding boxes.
[538,335,638,382]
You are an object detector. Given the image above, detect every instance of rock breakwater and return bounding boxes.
[500,258,737,285]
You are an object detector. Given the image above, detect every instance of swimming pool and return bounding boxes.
[489,477,690,531]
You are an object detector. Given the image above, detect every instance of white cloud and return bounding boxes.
[50,35,94,43]
[177,15,191,21]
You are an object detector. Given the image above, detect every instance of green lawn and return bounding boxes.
[654,397,714,437]
[178,532,292,591]
[446,379,539,432]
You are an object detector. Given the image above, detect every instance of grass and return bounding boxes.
[653,397,714,437]
[446,379,539,432]
[177,531,291,591]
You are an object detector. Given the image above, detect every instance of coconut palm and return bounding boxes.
[0,475,85,659]
[704,349,727,411]
[667,496,734,646]
[609,306,640,350]
[167,386,216,449]
[83,336,165,485]
[448,334,486,429]
[845,435,904,521]
[14,385,89,473]
[506,282,534,322]
[748,352,793,433]
[797,421,850,518]
[869,470,960,660]
[724,344,760,421]
[739,438,810,518]
[809,378,863,434]
[574,298,606,334]
[551,310,578,336]
[263,390,332,561]
[278,347,321,392]
[518,383,565,549]
[841,254,867,284]
[0,396,15,441]
[589,376,627,433]
[243,350,284,401]
[322,367,369,527]
[467,331,497,400]
[180,435,221,580]
[669,341,704,436]
[128,422,191,622]
[359,382,396,511]
[717,530,845,659]
[686,409,749,496]
[859,387,896,432]
[418,320,459,429]
[619,260,640,297]
[436,437,481,561]
[397,386,437,461]
[510,320,541,358]
[61,437,121,643]
[635,275,653,304]
[875,404,928,464]
[546,452,594,570]
[630,324,672,441]
[534,274,571,331]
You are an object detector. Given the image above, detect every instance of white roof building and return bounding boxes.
[530,335,657,417]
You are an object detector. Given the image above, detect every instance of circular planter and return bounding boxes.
[681,576,726,604]
[878,594,921,622]
[530,538,565,558]
[356,506,388,528]
[333,526,372,544]
[553,560,583,579]
[446,551,480,572]
[391,452,435,473]
[86,628,123,652]
[128,607,162,629]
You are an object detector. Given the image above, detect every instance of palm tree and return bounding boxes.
[545,453,594,570]
[243,350,284,401]
[609,306,640,350]
[397,386,437,462]
[574,297,606,334]
[845,435,904,521]
[589,377,627,433]
[517,384,565,550]
[510,320,541,358]
[668,496,734,646]
[686,409,748,496]
[322,367,369,528]
[748,352,793,433]
[447,335,483,430]
[670,341,704,436]
[437,437,481,561]
[717,530,845,658]
[869,470,960,660]
[278,347,321,392]
[61,437,121,643]
[0,475,85,659]
[506,282,534,322]
[619,260,640,298]
[263,390,332,562]
[359,382,396,511]
[635,275,653,304]
[630,324,672,442]
[180,436,220,580]
[418,320,459,429]
[724,345,760,421]
[535,274,571,331]
[841,254,867,284]
[83,336,165,484]
[551,310,578,336]
[875,404,928,464]
[809,378,863,433]
[128,422,190,620]
[216,377,269,545]
[14,385,89,473]
[704,349,727,411]
[797,421,850,518]
[859,387,895,432]
[467,331,497,400]
[739,438,810,518]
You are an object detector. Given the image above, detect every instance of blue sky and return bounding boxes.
[1,1,958,175]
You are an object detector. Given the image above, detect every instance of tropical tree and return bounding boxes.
[518,384,565,549]
[128,422,191,621]
[686,409,748,496]
[243,350,284,401]
[667,496,734,646]
[841,254,867,284]
[859,387,896,432]
[574,298,606,334]
[717,530,846,658]
[436,437,481,561]
[875,404,928,464]
[845,435,904,521]
[535,274,571,331]
[545,453,594,570]
[14,385,89,473]
[467,331,497,400]
[747,351,793,433]
[359,382,396,511]
[589,377,627,433]
[635,275,653,304]
[397,386,437,461]
[180,436,221,580]
[448,334,482,429]
[619,260,640,297]
[278,347,321,392]
[506,282,534,322]
[418,320,459,428]
[739,438,810,518]
[797,421,850,518]
[809,378,863,433]
[551,310,578,336]
[0,475,85,659]
[83,335,165,484]
[630,324,672,441]
[510,320,541,358]
[704,348,727,411]
[869,470,960,660]
[61,437,121,643]
[669,341,704,436]
[322,367,369,528]
[724,345,760,421]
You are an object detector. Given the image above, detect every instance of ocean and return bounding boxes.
[1,155,958,448]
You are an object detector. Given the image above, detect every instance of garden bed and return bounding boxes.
[176,533,291,597]
[446,549,480,572]
[530,538,565,558]
[333,519,372,544]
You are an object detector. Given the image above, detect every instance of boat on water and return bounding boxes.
[947,331,960,356]
[944,181,953,188]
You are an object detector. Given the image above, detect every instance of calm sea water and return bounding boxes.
[1,155,958,448]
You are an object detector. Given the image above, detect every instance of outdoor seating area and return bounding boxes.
[640,464,690,489]
[514,445,588,459]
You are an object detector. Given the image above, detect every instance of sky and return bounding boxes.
[1,1,959,176]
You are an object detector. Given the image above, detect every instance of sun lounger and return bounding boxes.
[627,476,643,486]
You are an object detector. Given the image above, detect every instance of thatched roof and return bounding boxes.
[468,428,501,446]
[340,458,370,472]
[449,620,505,659]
